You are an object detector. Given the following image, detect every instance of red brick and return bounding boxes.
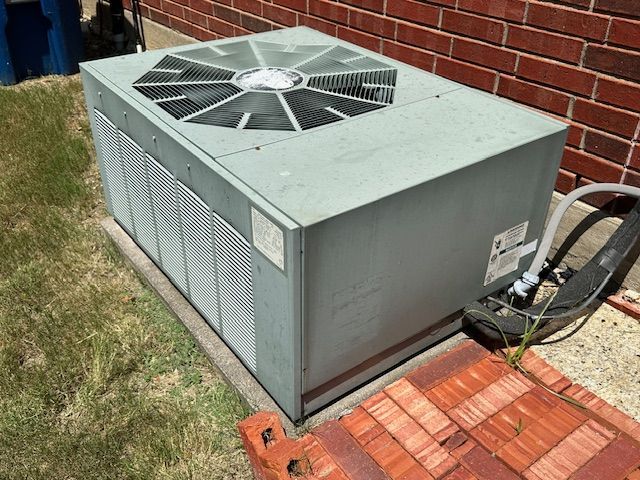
[609,18,640,51]
[241,12,272,32]
[260,438,309,480]
[382,41,436,71]
[214,4,241,24]
[234,0,261,15]
[385,377,459,443]
[471,386,560,452]
[526,1,609,41]
[397,22,453,54]
[594,0,640,17]
[572,436,640,480]
[298,14,337,35]
[448,373,535,431]
[444,466,478,480]
[523,419,616,480]
[161,0,184,17]
[406,341,490,392]
[435,57,497,92]
[238,412,287,480]
[628,469,640,480]
[208,16,236,36]
[337,26,381,52]
[457,0,526,22]
[309,0,348,24]
[364,432,433,480]
[575,177,621,209]
[631,146,640,169]
[567,122,585,148]
[386,0,439,26]
[496,404,585,472]
[190,0,213,14]
[169,15,193,34]
[441,9,505,44]
[518,350,572,393]
[362,392,457,478]
[497,75,571,115]
[348,9,396,38]
[573,98,640,138]
[584,129,632,164]
[423,0,455,5]
[341,0,384,13]
[262,3,297,26]
[425,356,512,412]
[585,45,640,83]
[451,37,517,73]
[339,406,386,446]
[313,420,389,480]
[555,168,576,193]
[185,8,210,28]
[272,0,307,12]
[299,434,348,479]
[516,55,596,96]
[507,25,584,64]
[606,292,640,320]
[460,446,520,480]
[191,24,217,40]
[561,147,625,182]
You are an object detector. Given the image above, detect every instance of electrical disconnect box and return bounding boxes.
[81,27,567,420]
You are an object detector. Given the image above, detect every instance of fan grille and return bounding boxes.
[133,40,397,131]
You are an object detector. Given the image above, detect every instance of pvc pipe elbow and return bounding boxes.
[508,271,539,299]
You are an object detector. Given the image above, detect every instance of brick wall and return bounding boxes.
[127,0,640,208]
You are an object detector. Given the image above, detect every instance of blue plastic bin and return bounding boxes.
[0,0,83,85]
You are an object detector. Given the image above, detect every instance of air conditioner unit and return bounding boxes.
[80,27,567,420]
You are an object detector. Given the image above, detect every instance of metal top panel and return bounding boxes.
[82,27,567,227]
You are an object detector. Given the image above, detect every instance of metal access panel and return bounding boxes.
[80,27,567,420]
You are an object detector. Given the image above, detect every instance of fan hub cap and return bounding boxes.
[236,67,304,91]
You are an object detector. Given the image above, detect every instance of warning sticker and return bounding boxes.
[251,207,285,271]
[484,221,528,286]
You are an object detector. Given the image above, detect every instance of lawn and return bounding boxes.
[0,76,251,478]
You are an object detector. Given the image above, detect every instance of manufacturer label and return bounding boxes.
[251,207,285,271]
[484,221,529,286]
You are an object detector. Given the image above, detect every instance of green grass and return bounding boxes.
[0,77,251,479]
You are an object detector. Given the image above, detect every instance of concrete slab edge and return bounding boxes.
[100,216,469,435]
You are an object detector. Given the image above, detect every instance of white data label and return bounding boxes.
[484,221,529,286]
[251,207,285,271]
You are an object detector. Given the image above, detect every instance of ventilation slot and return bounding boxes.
[94,110,135,235]
[147,155,189,294]
[214,212,257,373]
[177,182,220,332]
[118,132,160,262]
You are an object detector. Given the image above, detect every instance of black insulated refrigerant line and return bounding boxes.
[465,183,640,344]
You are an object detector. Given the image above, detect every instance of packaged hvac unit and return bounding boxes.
[81,27,567,420]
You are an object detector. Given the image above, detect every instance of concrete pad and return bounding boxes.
[101,217,469,434]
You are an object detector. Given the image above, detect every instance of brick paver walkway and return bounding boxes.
[238,340,640,480]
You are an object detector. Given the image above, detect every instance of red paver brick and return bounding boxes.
[607,293,640,320]
[522,419,616,480]
[496,404,585,472]
[406,341,490,392]
[299,434,350,479]
[448,373,535,430]
[572,436,640,480]
[340,406,386,446]
[520,350,573,393]
[260,438,308,479]
[563,384,640,438]
[471,386,560,452]
[449,438,478,460]
[385,378,459,443]
[627,469,640,480]
[313,420,389,480]
[443,466,479,480]
[459,446,520,480]
[425,357,512,412]
[363,392,457,478]
[237,411,287,480]
[365,432,433,480]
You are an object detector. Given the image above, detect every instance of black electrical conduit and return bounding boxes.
[465,183,640,344]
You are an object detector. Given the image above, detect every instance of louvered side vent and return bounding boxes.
[177,181,221,332]
[213,212,257,373]
[94,110,135,234]
[118,131,160,262]
[146,155,190,294]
